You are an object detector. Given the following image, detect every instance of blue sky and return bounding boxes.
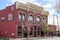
[0,0,57,25]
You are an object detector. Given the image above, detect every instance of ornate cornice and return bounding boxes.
[16,1,49,16]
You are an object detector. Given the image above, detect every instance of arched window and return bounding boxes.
[42,16,46,22]
[18,12,25,21]
[36,17,40,23]
[22,13,25,21]
[28,15,34,23]
[18,12,22,21]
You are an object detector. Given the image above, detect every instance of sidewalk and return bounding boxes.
[9,36,60,40]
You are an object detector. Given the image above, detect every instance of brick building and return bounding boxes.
[0,2,49,38]
[47,25,57,36]
[48,25,57,32]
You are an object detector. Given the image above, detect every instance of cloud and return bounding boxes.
[42,3,52,8]
[48,16,53,24]
[49,9,56,15]
[10,0,33,3]
[6,0,57,25]
[49,0,55,2]
[43,0,56,2]
[7,0,41,6]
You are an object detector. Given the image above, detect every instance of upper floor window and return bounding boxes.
[1,16,4,22]
[8,13,13,21]
[36,17,40,23]
[22,13,25,21]
[28,15,34,23]
[42,16,47,22]
[11,6,14,10]
[18,12,25,21]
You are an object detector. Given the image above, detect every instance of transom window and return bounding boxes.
[8,13,13,21]
[18,12,25,21]
[28,15,34,23]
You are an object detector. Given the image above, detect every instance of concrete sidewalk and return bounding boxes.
[9,37,60,40]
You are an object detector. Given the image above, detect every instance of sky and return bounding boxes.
[0,0,58,25]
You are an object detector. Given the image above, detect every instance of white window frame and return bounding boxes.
[8,13,13,21]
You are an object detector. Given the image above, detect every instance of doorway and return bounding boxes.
[41,30,44,37]
[18,26,22,36]
[23,27,28,38]
[34,26,37,37]
[34,31,37,37]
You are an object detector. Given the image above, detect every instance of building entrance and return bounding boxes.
[34,26,37,37]
[34,31,37,37]
[18,26,22,36]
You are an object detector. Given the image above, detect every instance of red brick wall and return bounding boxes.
[48,25,57,32]
[0,4,17,38]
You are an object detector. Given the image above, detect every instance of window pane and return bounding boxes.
[8,14,13,21]
[1,17,4,21]
[18,12,25,21]
[36,17,40,22]
[22,14,25,21]
[28,15,33,22]
[11,6,14,10]
[34,26,36,30]
[42,16,46,22]
[18,27,22,36]
[36,17,40,23]
[18,14,21,21]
